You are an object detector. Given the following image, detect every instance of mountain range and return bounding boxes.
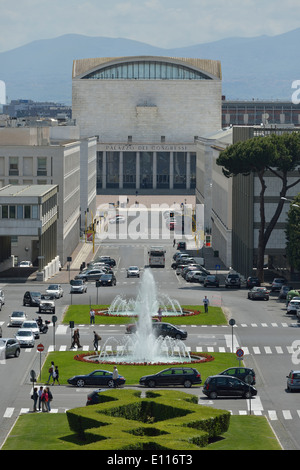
[1,28,300,104]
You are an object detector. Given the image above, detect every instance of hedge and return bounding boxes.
[66,389,230,450]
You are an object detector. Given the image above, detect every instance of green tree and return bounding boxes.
[216,132,300,281]
[285,194,300,272]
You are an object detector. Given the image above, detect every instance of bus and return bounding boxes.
[148,246,166,268]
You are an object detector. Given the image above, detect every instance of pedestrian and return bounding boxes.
[203,295,209,313]
[31,387,38,412]
[38,386,43,411]
[46,361,55,384]
[157,307,162,322]
[71,328,82,348]
[41,388,48,412]
[90,308,95,324]
[93,331,101,351]
[46,387,53,412]
[112,366,119,388]
[173,238,176,247]
[52,365,60,385]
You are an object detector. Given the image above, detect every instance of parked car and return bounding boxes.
[202,375,257,399]
[19,260,33,267]
[9,311,27,327]
[139,367,202,388]
[182,265,209,279]
[46,284,63,298]
[127,266,140,278]
[246,276,260,289]
[225,273,241,288]
[218,367,256,385]
[152,322,187,340]
[23,291,41,307]
[278,285,290,300]
[86,388,106,405]
[98,273,117,286]
[177,241,186,250]
[0,338,21,358]
[75,268,106,281]
[21,320,40,339]
[286,370,300,392]
[247,286,269,301]
[67,369,126,387]
[0,289,5,307]
[15,328,35,347]
[286,297,300,314]
[203,275,220,288]
[94,256,116,267]
[70,279,87,294]
[271,278,286,292]
[186,271,208,283]
[38,294,55,314]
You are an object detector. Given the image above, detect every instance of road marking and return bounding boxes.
[264,346,272,354]
[253,347,261,354]
[275,346,283,354]
[268,410,278,421]
[283,410,292,420]
[3,408,14,418]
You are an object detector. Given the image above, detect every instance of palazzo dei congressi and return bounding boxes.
[72,56,222,193]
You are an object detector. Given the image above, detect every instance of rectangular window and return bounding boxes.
[9,206,16,219]
[24,205,31,219]
[17,205,23,219]
[1,205,8,218]
[37,157,47,176]
[32,205,39,219]
[9,157,19,176]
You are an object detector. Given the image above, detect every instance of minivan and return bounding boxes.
[202,375,257,399]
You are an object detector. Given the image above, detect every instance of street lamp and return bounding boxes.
[281,197,300,208]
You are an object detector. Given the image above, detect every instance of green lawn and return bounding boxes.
[1,412,281,451]
[63,304,227,326]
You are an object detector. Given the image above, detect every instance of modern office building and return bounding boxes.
[72,55,222,194]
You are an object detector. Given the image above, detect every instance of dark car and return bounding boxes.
[247,286,269,301]
[278,285,290,300]
[0,338,21,358]
[286,370,300,392]
[218,367,256,385]
[225,273,241,288]
[139,367,202,388]
[126,318,159,334]
[86,388,106,405]
[94,256,116,267]
[246,276,260,289]
[98,273,116,286]
[67,369,126,388]
[177,242,186,250]
[203,275,220,288]
[152,322,187,340]
[23,291,41,307]
[202,375,257,399]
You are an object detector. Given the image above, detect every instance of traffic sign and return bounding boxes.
[37,343,44,352]
[236,348,244,358]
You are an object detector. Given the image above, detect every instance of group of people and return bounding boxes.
[31,386,53,412]
[46,361,60,385]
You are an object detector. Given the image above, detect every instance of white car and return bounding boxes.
[9,311,27,327]
[46,284,64,298]
[19,260,33,267]
[127,266,140,278]
[70,279,87,294]
[15,328,35,347]
[287,297,300,314]
[21,320,40,339]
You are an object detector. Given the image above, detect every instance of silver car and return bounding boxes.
[127,266,140,278]
[9,311,27,327]
[21,320,40,339]
[287,370,300,392]
[15,328,35,347]
[70,279,87,294]
[46,284,64,298]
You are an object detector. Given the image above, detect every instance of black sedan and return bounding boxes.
[98,274,117,286]
[139,367,202,388]
[203,275,220,288]
[67,369,125,387]
[246,276,260,289]
[247,286,269,300]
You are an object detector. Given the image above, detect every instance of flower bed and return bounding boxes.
[74,351,215,365]
[94,308,202,318]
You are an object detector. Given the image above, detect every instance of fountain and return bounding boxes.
[85,269,198,364]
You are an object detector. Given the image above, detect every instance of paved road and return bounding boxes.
[1,231,300,449]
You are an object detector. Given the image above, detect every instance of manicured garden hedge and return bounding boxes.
[66,389,230,450]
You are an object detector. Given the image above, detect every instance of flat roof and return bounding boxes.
[0,185,58,198]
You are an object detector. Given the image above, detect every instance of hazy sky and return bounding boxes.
[1,0,300,52]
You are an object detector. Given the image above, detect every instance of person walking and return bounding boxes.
[46,361,55,384]
[90,308,95,324]
[203,295,209,313]
[46,387,53,412]
[41,388,49,412]
[31,387,38,412]
[52,365,60,385]
[38,386,43,411]
[93,331,101,352]
[112,366,119,388]
[71,328,82,348]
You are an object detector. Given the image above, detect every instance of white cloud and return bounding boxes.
[0,0,299,52]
